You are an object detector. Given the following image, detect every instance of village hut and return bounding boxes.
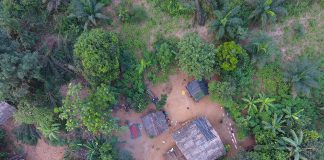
[186,80,208,102]
[141,111,168,137]
[0,102,16,125]
[164,145,186,160]
[170,117,225,160]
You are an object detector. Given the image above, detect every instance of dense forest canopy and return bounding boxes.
[0,0,323,159]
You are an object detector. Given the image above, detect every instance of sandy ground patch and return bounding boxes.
[114,72,240,160]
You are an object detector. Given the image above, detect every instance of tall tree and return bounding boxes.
[282,130,307,160]
[0,30,42,102]
[262,113,285,135]
[74,29,120,86]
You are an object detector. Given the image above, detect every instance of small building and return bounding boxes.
[167,117,225,160]
[0,102,16,125]
[141,111,168,137]
[186,80,208,102]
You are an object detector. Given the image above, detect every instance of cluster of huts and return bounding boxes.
[133,80,226,160]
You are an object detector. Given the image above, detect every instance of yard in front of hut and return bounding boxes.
[114,72,249,160]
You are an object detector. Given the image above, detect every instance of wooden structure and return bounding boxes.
[0,102,15,125]
[169,117,225,160]
[141,111,168,137]
[186,80,208,102]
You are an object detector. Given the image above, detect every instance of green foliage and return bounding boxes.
[177,33,216,79]
[69,0,110,30]
[210,0,245,41]
[0,29,42,102]
[262,113,285,135]
[216,41,247,71]
[81,137,118,160]
[281,130,307,160]
[208,81,236,103]
[284,0,316,16]
[14,102,55,125]
[156,94,167,110]
[74,29,120,85]
[148,0,195,16]
[55,16,83,40]
[292,22,306,39]
[245,32,279,69]
[58,83,119,135]
[147,37,178,84]
[248,0,287,27]
[37,123,60,142]
[303,130,320,143]
[117,51,150,112]
[13,124,40,145]
[256,62,289,97]
[284,57,321,98]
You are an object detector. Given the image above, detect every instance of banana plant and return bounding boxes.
[262,113,285,135]
[256,93,275,112]
[282,130,307,160]
[242,95,258,114]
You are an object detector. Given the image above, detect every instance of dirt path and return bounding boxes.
[114,72,240,160]
[2,118,65,160]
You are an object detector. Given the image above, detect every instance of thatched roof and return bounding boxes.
[186,80,208,101]
[0,102,16,125]
[172,117,225,160]
[164,145,186,160]
[141,111,168,137]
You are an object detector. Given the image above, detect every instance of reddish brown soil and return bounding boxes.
[114,72,241,160]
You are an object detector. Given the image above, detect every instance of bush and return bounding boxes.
[177,33,216,79]
[216,41,247,71]
[156,94,167,110]
[208,81,236,103]
[74,29,121,85]
[129,6,148,24]
[147,37,178,84]
[13,124,40,145]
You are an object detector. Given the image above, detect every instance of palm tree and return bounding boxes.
[37,123,60,141]
[282,130,307,160]
[262,113,285,135]
[69,0,109,30]
[256,93,275,112]
[284,57,321,98]
[245,32,278,68]
[248,0,287,27]
[242,95,258,114]
[210,0,244,40]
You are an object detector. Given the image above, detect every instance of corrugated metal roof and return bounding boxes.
[0,102,15,125]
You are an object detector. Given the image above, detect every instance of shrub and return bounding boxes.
[74,29,120,85]
[14,101,54,125]
[208,81,236,103]
[156,94,167,110]
[13,124,40,145]
[216,41,247,71]
[128,6,148,24]
[147,37,178,84]
[177,33,216,79]
[57,83,119,135]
